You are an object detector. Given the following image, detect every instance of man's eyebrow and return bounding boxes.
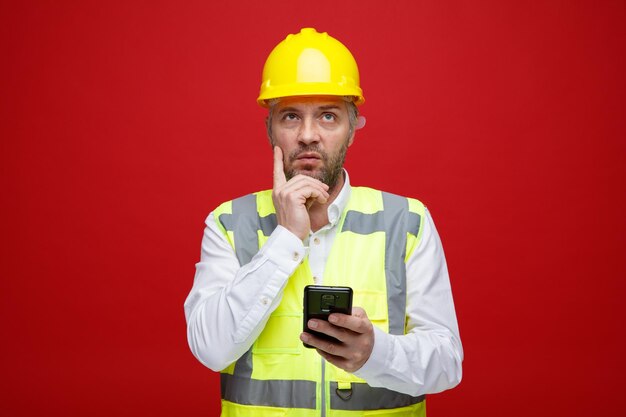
[276,104,341,114]
[277,106,299,114]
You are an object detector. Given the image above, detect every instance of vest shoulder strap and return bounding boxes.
[347,187,425,258]
[213,192,276,265]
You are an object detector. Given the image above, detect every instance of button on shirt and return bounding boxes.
[184,171,463,397]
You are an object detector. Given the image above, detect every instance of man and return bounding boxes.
[185,28,463,416]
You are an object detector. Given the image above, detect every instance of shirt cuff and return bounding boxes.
[259,225,307,274]
[352,326,391,383]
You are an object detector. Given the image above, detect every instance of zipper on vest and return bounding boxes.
[320,358,326,417]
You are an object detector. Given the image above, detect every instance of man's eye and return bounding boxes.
[283,113,298,121]
[322,113,336,121]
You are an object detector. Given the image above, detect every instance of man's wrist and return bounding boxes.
[353,326,390,380]
[260,225,307,273]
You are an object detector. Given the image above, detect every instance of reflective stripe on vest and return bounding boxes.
[214,187,425,414]
[217,194,274,379]
[221,373,316,409]
[329,382,425,410]
[221,373,425,410]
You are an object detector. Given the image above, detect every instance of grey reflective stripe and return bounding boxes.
[218,213,235,231]
[230,194,261,379]
[221,374,317,409]
[233,347,253,378]
[382,192,409,335]
[342,211,385,234]
[218,210,276,238]
[259,213,277,236]
[231,194,259,266]
[408,212,421,237]
[330,382,425,410]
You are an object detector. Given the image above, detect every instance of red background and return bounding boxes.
[1,1,625,416]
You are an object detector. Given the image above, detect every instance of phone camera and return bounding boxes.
[321,294,336,312]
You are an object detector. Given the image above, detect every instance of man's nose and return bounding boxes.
[298,117,319,144]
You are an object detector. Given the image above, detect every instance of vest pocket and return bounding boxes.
[253,312,302,354]
[352,290,389,331]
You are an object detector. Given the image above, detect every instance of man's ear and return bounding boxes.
[356,115,366,130]
[348,116,365,147]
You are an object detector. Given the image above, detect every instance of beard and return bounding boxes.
[284,140,349,191]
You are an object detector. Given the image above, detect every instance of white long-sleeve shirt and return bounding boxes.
[184,172,463,397]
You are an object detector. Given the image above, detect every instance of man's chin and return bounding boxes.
[287,169,324,182]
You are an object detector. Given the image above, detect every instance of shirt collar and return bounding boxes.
[327,169,351,227]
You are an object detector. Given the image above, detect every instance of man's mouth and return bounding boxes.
[293,152,322,166]
[296,152,321,160]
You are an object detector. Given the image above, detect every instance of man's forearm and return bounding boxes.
[184,216,304,371]
[354,326,463,396]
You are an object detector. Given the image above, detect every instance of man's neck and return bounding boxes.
[308,172,345,232]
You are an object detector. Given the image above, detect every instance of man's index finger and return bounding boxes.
[273,146,287,188]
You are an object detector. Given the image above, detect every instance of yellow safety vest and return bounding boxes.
[213,187,427,417]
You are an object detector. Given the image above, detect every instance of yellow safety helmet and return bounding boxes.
[257,28,365,107]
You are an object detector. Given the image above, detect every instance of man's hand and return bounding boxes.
[272,146,329,241]
[299,307,375,373]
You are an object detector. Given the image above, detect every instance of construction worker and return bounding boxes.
[184,28,463,416]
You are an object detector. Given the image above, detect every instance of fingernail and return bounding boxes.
[301,333,309,342]
[308,320,318,329]
[328,315,338,324]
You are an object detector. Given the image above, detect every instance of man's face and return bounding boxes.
[269,96,355,190]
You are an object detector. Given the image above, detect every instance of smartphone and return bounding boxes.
[303,285,353,348]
